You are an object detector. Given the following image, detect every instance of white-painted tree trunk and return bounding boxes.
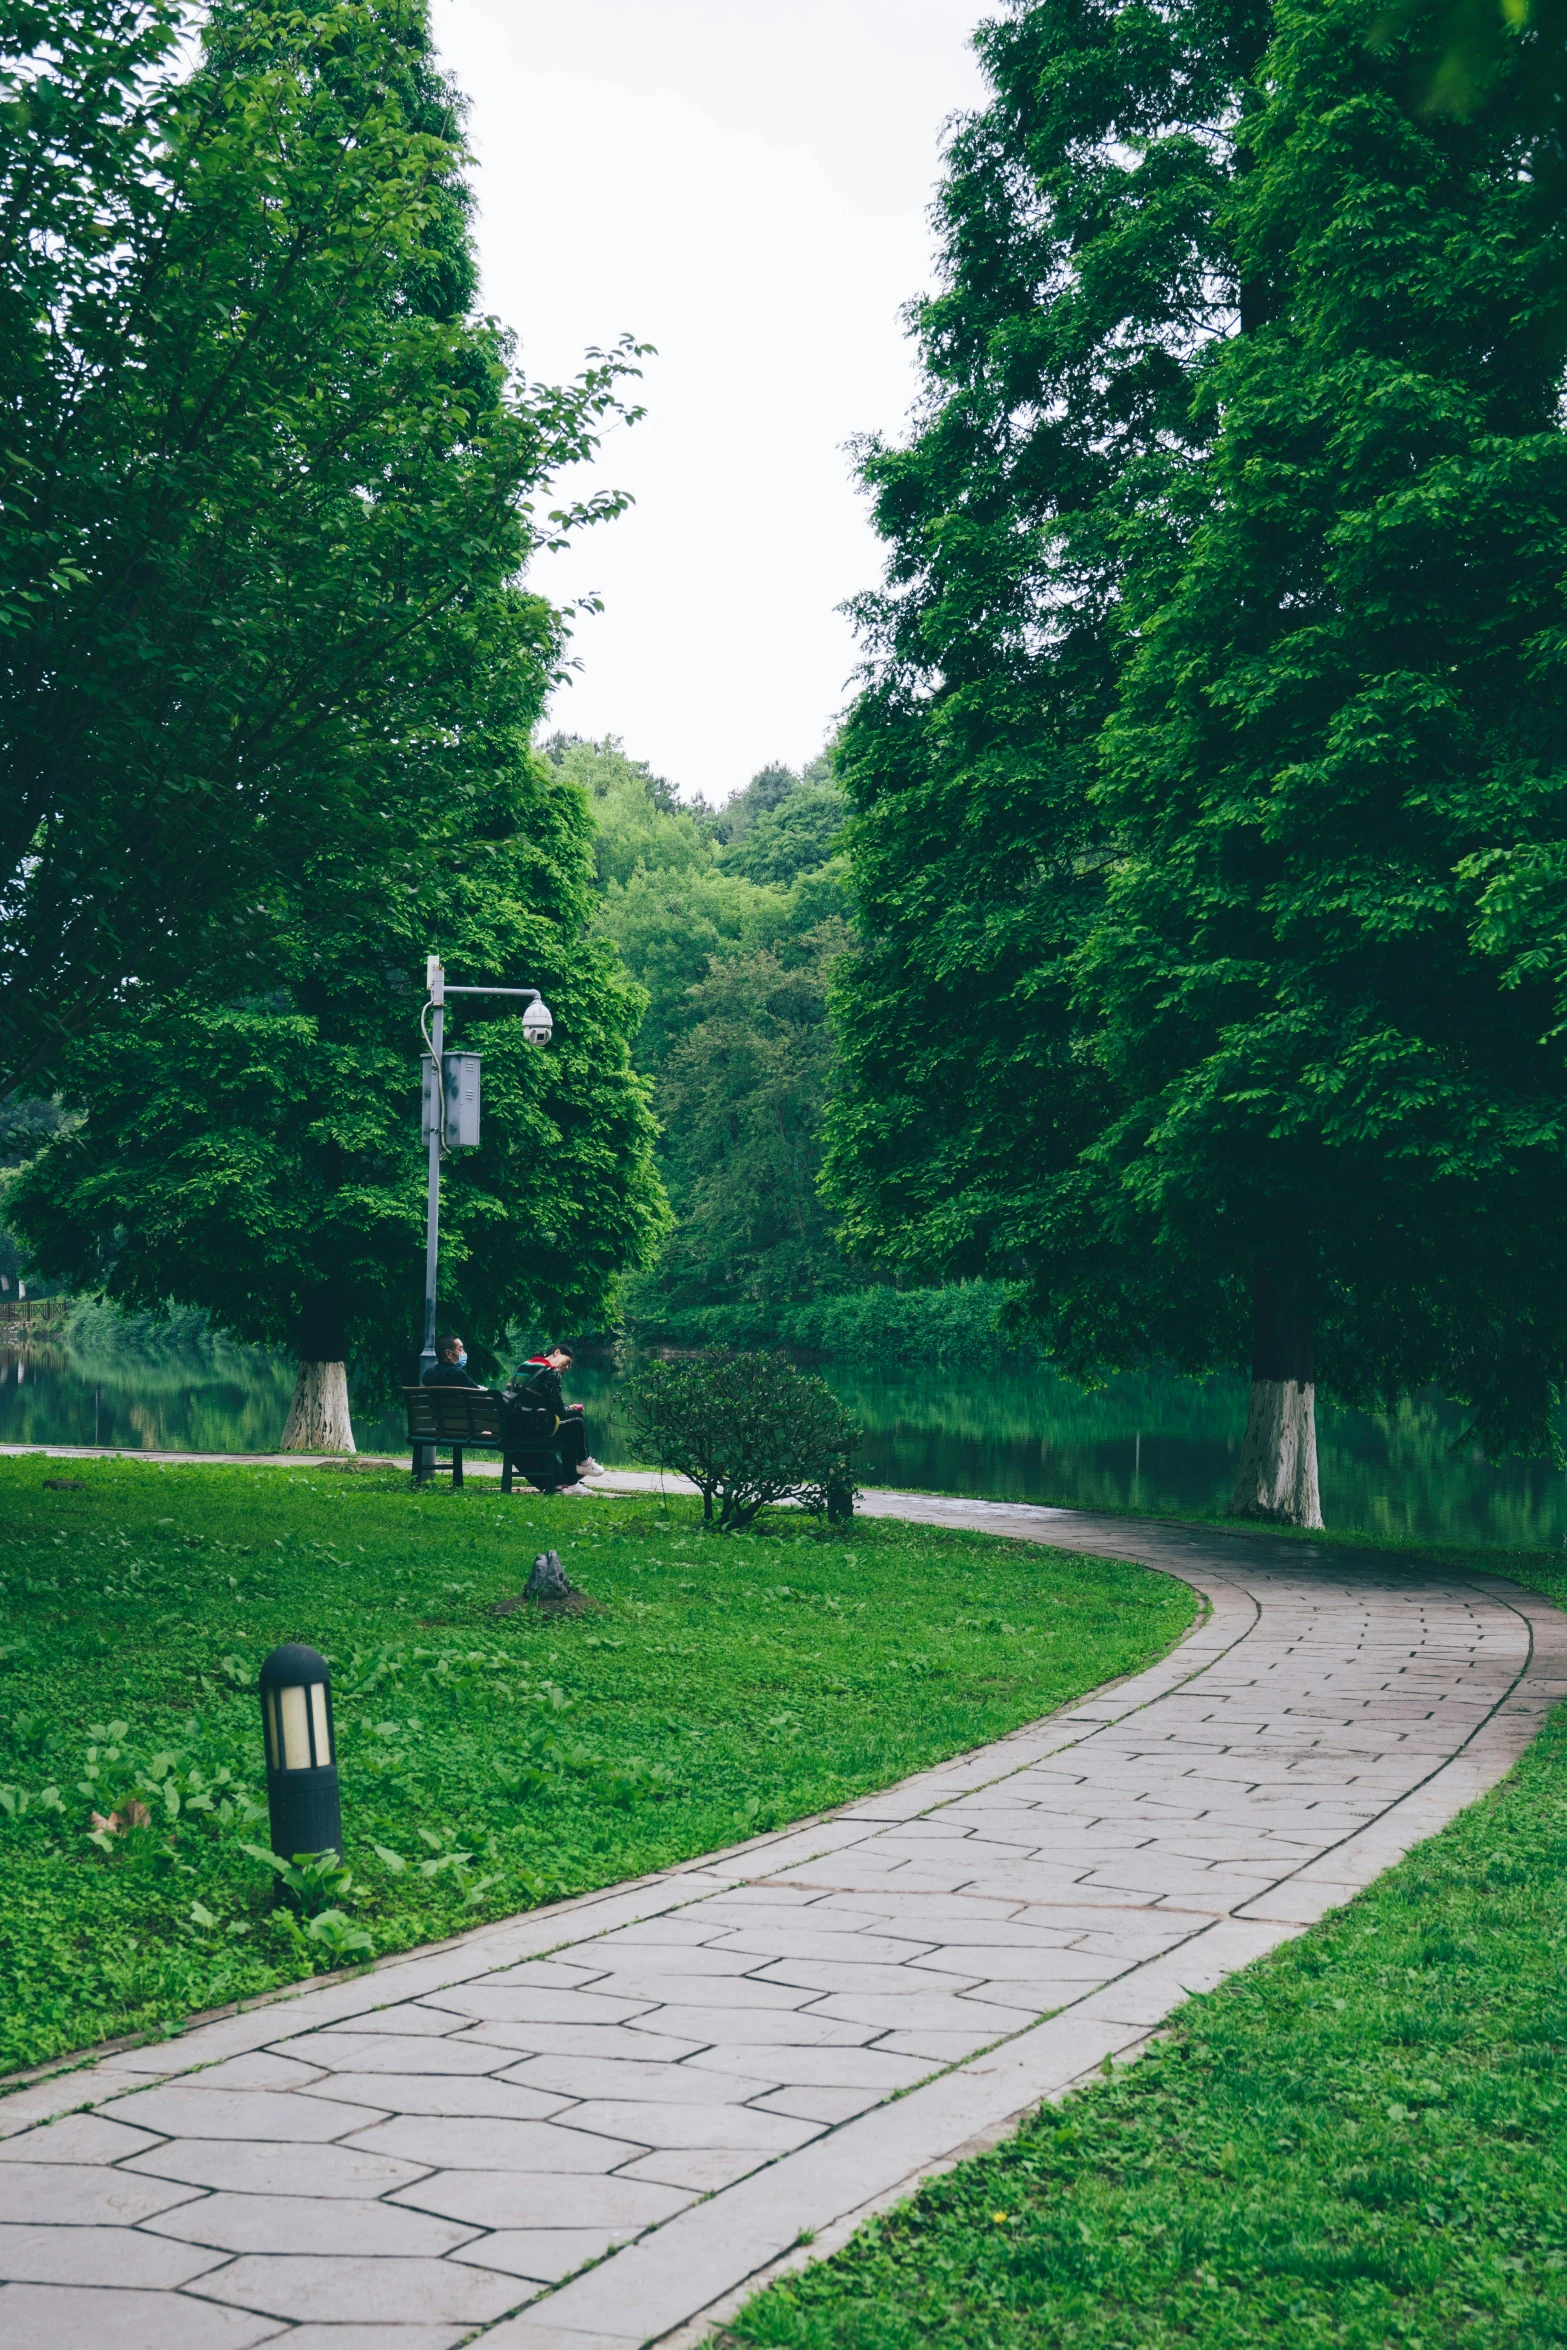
[1229,1377,1322,1527]
[281,1360,356,1454]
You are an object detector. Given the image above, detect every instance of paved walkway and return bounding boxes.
[1,1492,1564,2350]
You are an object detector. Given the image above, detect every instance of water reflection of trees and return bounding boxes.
[3,1322,1563,1547]
[0,1308,295,1453]
[817,1365,1567,1548]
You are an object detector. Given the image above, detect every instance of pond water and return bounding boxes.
[3,1317,1565,1551]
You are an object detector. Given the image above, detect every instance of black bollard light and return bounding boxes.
[259,1643,342,1859]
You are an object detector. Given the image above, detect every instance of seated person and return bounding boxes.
[422,1331,485,1387]
[506,1343,604,1493]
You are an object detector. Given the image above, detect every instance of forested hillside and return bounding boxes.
[544,736,850,1340]
[548,734,1032,1366]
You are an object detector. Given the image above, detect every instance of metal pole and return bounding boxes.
[411,957,552,1483]
[415,957,445,1479]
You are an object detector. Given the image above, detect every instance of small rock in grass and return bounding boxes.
[491,1549,600,1616]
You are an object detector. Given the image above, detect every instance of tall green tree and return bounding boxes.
[823,0,1267,1376]
[828,0,1567,1524]
[10,750,665,1446]
[0,0,637,1092]
[6,2,665,1444]
[1075,0,1567,1519]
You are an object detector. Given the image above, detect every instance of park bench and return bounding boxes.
[402,1386,558,1494]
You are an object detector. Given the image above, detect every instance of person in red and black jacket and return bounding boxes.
[506,1344,604,1495]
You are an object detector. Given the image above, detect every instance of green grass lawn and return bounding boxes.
[0,1456,1193,2076]
[729,1550,1567,2350]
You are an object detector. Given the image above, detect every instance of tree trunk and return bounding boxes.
[1228,1267,1322,1528]
[281,1360,356,1454]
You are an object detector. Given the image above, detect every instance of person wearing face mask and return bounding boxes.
[422,1332,484,1389]
[422,1332,593,1498]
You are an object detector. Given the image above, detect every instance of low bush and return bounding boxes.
[628,1350,858,1529]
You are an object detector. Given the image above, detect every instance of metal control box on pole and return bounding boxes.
[421,1052,482,1149]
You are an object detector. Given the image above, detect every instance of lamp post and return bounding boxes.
[416,955,553,1475]
[259,1643,342,1859]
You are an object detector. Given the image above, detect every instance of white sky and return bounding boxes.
[432,0,992,803]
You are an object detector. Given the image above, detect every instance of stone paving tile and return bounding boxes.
[101,2084,387,2141]
[560,2102,821,2154]
[580,1973,818,2010]
[0,2283,285,2348]
[122,2139,429,2198]
[0,2160,200,2225]
[0,1493,1554,2350]
[194,2052,329,2091]
[684,2043,932,2091]
[313,2005,469,2037]
[0,2220,229,2287]
[351,2115,645,2171]
[810,1990,1048,2033]
[145,2191,481,2256]
[281,2332,467,2350]
[492,1960,616,1989]
[874,2026,1005,2061]
[753,2085,885,2124]
[710,1927,939,1964]
[270,2030,516,2074]
[556,1944,759,1977]
[473,2023,712,2064]
[0,2113,162,2166]
[616,2007,875,2049]
[914,1946,1121,1982]
[616,2148,771,2192]
[301,2073,577,2121]
[563,1923,720,1954]
[389,2172,694,2231]
[419,1988,657,2026]
[753,1958,988,1996]
[452,2228,646,2282]
[503,2055,777,2106]
[197,2250,526,2324]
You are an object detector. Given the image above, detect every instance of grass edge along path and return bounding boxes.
[0,1456,1195,2076]
[727,1593,1567,2350]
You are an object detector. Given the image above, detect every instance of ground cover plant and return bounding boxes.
[0,1457,1192,2073]
[729,1564,1567,2350]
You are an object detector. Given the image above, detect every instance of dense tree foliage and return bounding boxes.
[0,0,638,1093]
[826,0,1567,1514]
[822,0,1267,1305]
[1081,0,1567,1477]
[555,738,856,1337]
[5,4,665,1426]
[8,757,664,1395]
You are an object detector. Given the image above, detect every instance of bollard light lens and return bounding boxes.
[264,1680,332,1769]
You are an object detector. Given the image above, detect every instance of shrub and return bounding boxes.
[627,1351,858,1531]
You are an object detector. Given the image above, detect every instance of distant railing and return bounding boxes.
[0,1295,72,1338]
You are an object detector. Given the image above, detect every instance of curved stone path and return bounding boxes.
[1,1490,1564,2350]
